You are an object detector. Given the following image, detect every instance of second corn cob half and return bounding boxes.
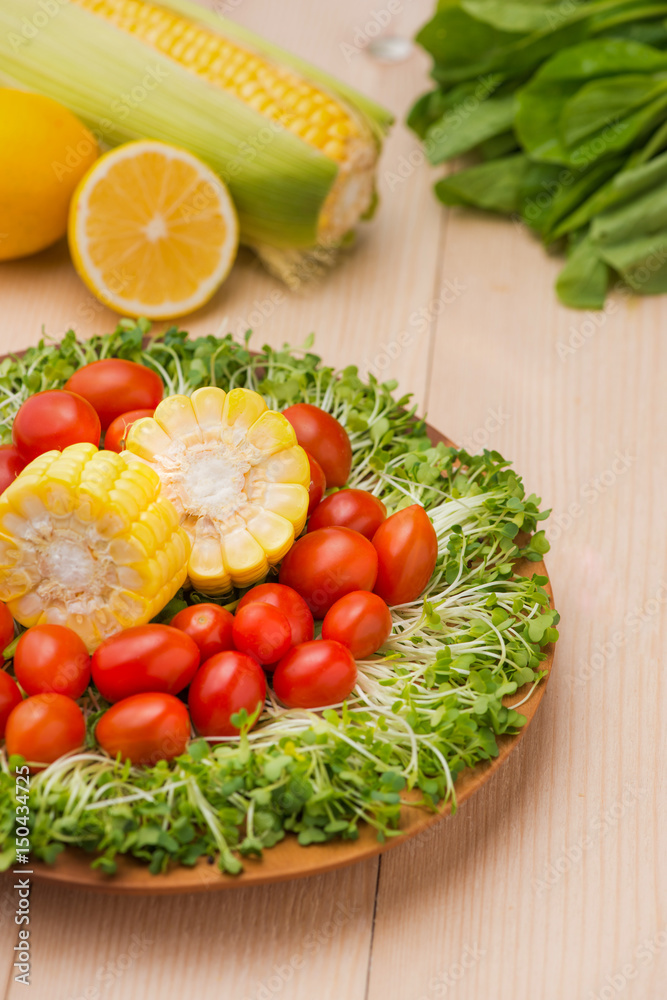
[126,387,309,595]
[0,444,190,651]
[0,0,393,283]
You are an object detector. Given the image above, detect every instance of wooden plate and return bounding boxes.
[22,424,555,893]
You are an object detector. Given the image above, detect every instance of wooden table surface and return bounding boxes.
[1,1,666,998]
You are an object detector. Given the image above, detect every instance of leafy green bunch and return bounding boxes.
[409,0,667,308]
[0,322,558,875]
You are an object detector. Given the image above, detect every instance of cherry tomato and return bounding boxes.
[12,390,101,462]
[322,591,392,659]
[91,624,200,703]
[104,408,155,452]
[273,640,357,709]
[279,526,378,618]
[305,450,326,515]
[0,670,22,738]
[237,584,314,646]
[170,603,235,662]
[5,693,85,766]
[232,602,292,665]
[96,692,190,766]
[0,601,15,653]
[188,651,266,737]
[372,504,438,605]
[282,403,352,487]
[65,358,164,430]
[14,624,91,699]
[308,489,386,540]
[0,446,26,495]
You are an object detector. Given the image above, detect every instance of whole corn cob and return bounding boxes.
[0,444,190,650]
[126,386,309,594]
[0,0,392,284]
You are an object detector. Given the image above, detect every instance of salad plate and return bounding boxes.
[0,328,557,893]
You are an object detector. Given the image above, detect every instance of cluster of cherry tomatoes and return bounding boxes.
[0,357,164,488]
[0,358,438,770]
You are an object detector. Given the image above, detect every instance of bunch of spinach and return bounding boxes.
[409,1,667,307]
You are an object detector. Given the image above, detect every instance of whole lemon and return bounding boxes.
[0,89,99,261]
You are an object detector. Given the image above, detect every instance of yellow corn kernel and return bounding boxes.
[247,92,270,114]
[303,126,328,148]
[154,394,203,444]
[246,410,296,455]
[189,531,229,594]
[190,386,226,437]
[0,443,190,650]
[222,387,267,431]
[125,387,309,594]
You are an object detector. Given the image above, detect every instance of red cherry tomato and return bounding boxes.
[282,403,352,487]
[14,624,91,699]
[0,671,22,738]
[308,489,386,540]
[12,390,101,462]
[0,601,15,653]
[232,602,292,665]
[188,651,266,737]
[6,693,85,766]
[237,584,314,646]
[0,446,26,495]
[279,526,378,618]
[372,504,438,605]
[96,692,190,766]
[273,640,357,709]
[104,408,155,452]
[65,358,164,430]
[322,591,392,659]
[91,624,200,703]
[305,450,326,515]
[170,603,235,662]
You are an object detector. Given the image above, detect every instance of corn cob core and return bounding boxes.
[74,0,378,243]
[125,387,309,594]
[0,443,190,651]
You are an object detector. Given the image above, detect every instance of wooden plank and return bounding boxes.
[6,862,378,1000]
[0,880,22,996]
[367,210,667,999]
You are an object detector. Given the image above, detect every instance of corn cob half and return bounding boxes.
[0,0,393,283]
[126,387,309,594]
[0,444,190,650]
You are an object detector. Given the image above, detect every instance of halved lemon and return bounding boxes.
[68,140,239,319]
